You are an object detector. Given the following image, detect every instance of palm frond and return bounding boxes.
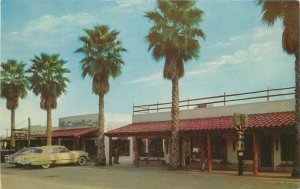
[145,0,205,79]
[27,53,70,110]
[0,59,29,110]
[75,25,126,95]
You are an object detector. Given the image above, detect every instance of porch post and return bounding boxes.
[253,132,259,176]
[109,136,112,166]
[207,133,212,172]
[134,136,139,167]
[76,137,80,150]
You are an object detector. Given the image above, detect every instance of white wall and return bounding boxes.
[226,136,238,164]
[104,136,134,164]
[273,135,281,170]
[133,99,295,123]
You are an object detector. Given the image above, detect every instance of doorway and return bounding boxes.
[260,135,273,169]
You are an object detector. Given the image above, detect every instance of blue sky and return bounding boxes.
[0,0,294,136]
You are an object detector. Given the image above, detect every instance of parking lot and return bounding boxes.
[1,162,300,189]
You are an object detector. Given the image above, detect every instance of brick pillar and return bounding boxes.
[207,134,212,172]
[76,137,80,150]
[253,132,259,176]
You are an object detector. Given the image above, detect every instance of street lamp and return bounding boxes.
[233,113,248,176]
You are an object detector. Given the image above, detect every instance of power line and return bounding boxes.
[15,119,28,128]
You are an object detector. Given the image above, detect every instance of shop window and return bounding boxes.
[281,134,295,161]
[243,134,253,160]
[148,138,164,157]
[137,138,163,157]
[212,136,226,160]
[191,137,207,161]
[112,139,130,156]
[138,139,148,157]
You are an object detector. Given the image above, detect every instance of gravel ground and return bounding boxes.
[1,163,299,189]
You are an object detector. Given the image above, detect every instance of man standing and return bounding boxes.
[113,147,120,164]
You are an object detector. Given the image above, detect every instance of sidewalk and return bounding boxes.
[88,161,299,183]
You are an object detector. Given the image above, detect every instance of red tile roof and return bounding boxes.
[105,112,295,136]
[36,127,98,138]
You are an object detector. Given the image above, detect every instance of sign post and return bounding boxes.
[233,113,248,176]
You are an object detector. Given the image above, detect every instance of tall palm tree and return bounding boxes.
[27,53,70,146]
[75,25,126,166]
[1,60,29,149]
[258,0,300,178]
[145,0,205,169]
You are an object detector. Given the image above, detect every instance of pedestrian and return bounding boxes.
[113,147,120,164]
[199,145,206,171]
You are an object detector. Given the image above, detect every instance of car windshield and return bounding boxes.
[15,148,32,155]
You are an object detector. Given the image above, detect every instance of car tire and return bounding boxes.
[16,164,22,168]
[78,157,87,166]
[41,163,51,169]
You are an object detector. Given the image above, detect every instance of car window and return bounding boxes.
[49,148,59,153]
[32,148,43,154]
[16,148,32,155]
[59,147,69,153]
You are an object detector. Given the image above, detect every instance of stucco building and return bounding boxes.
[106,87,296,173]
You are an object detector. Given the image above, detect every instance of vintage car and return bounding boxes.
[7,145,89,169]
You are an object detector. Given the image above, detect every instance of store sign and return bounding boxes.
[14,131,28,140]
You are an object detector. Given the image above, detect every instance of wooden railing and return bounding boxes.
[133,87,295,114]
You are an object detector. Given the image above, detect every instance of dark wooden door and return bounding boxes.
[260,135,272,167]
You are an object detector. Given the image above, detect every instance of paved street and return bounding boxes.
[1,163,299,189]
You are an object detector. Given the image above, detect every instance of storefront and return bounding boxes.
[105,111,296,173]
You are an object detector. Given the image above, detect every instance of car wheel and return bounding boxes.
[16,164,22,168]
[41,163,51,169]
[78,157,87,166]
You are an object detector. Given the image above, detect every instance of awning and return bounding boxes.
[105,111,295,137]
[36,127,98,138]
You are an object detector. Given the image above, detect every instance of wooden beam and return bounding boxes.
[109,137,112,166]
[253,132,259,176]
[207,133,212,172]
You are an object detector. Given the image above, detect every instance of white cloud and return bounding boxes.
[212,24,281,48]
[104,0,153,13]
[186,41,276,78]
[213,35,246,48]
[22,13,96,35]
[116,0,145,8]
[187,24,282,78]
[126,72,162,84]
[2,12,99,59]
[6,13,98,45]
[126,24,282,85]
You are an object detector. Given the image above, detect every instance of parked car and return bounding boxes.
[7,145,89,169]
[0,149,15,163]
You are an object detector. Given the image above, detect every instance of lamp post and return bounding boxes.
[233,113,248,176]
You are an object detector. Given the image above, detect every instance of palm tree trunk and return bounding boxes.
[10,109,16,149]
[96,93,106,166]
[292,52,300,178]
[169,76,180,169]
[46,108,52,146]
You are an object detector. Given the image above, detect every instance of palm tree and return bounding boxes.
[258,0,299,178]
[145,0,205,169]
[75,25,126,166]
[1,60,29,149]
[27,53,70,146]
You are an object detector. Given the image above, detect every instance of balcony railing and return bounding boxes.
[133,86,295,114]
